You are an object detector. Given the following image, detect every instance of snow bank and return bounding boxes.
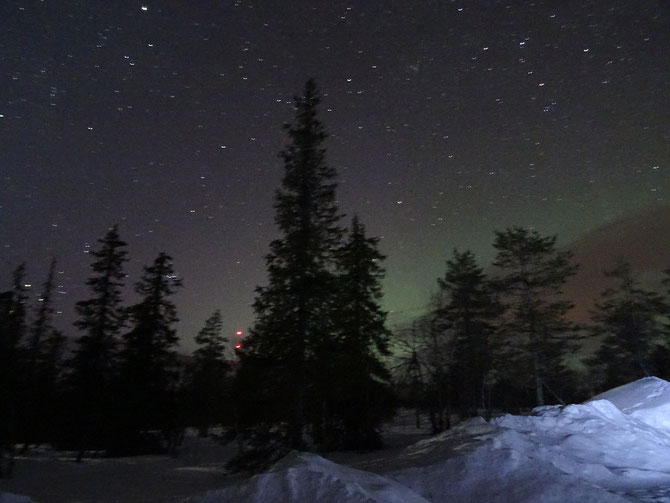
[390,416,633,503]
[491,400,670,492]
[391,377,670,502]
[198,451,428,503]
[0,493,33,503]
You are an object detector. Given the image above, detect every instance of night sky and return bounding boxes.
[2,0,669,351]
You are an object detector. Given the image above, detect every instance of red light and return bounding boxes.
[236,330,243,336]
[235,342,242,349]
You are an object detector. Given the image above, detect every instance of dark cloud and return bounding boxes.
[564,205,670,321]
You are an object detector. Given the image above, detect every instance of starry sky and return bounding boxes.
[2,0,669,352]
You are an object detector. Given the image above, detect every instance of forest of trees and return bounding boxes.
[2,79,670,475]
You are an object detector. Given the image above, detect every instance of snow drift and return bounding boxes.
[0,493,33,503]
[200,377,670,503]
[198,451,429,503]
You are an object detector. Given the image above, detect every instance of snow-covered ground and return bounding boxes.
[0,433,239,502]
[4,377,670,502]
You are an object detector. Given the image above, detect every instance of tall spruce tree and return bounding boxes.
[0,263,28,394]
[435,249,499,418]
[27,257,57,371]
[35,327,66,444]
[329,216,393,448]
[237,79,344,455]
[1,263,28,343]
[119,252,182,450]
[68,225,127,456]
[186,309,230,437]
[0,263,28,477]
[492,227,578,406]
[590,262,667,388]
[25,257,66,444]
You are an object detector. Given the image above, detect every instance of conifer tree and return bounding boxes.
[237,79,344,454]
[68,225,128,455]
[25,257,65,443]
[9,263,29,337]
[328,215,393,448]
[36,328,66,443]
[1,263,28,360]
[119,252,182,448]
[590,262,667,388]
[492,227,578,406]
[186,309,230,437]
[0,263,28,477]
[27,257,57,370]
[435,249,499,418]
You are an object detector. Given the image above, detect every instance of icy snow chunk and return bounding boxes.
[198,451,428,503]
[587,376,670,432]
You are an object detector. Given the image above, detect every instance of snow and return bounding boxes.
[199,451,429,503]
[5,377,670,502]
[0,494,33,503]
